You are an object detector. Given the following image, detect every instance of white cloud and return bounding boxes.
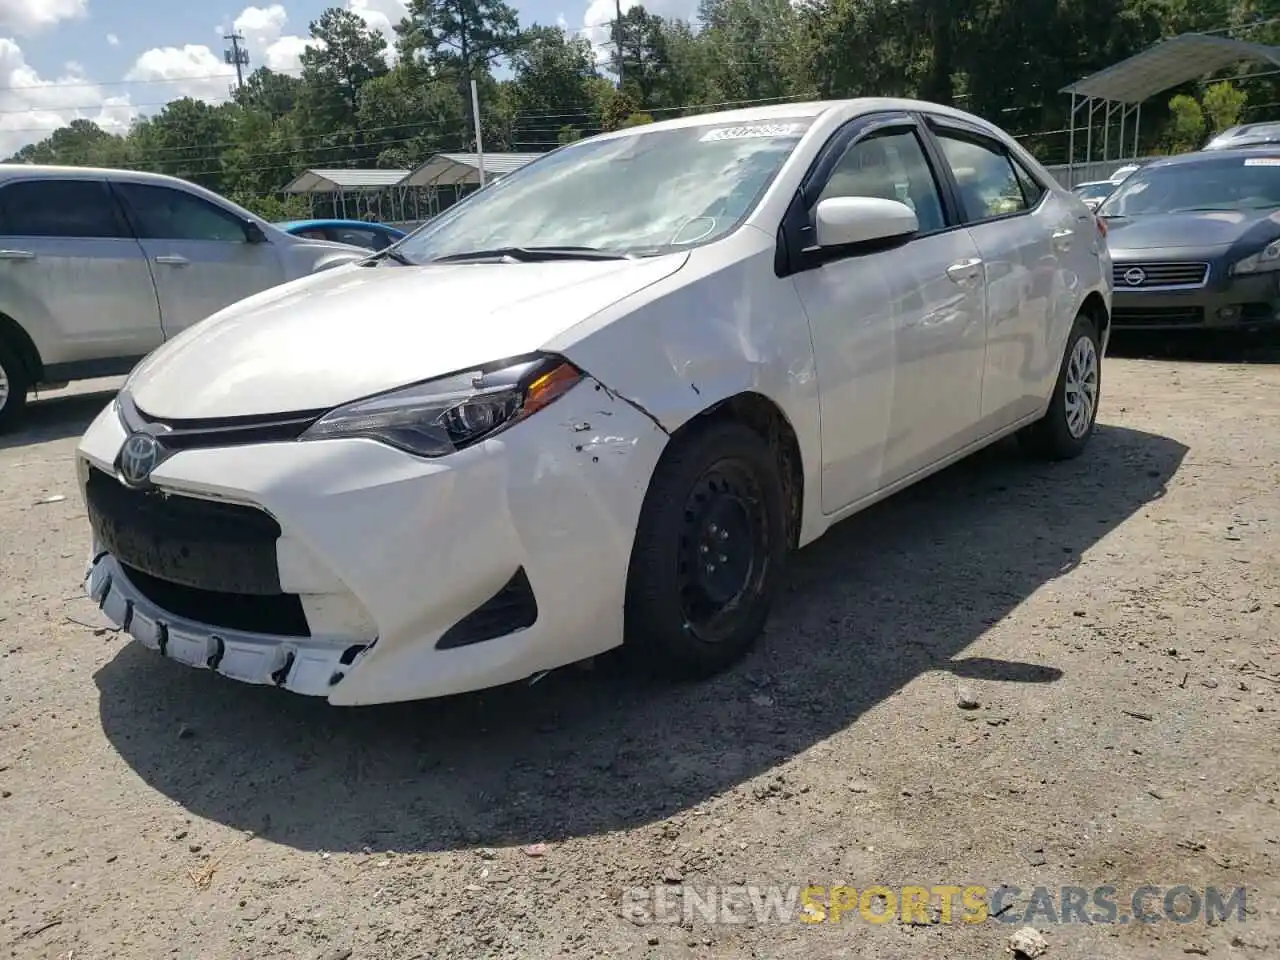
[232,4,311,73]
[348,0,406,49]
[0,38,134,157]
[106,33,119,47]
[0,0,87,36]
[125,44,238,103]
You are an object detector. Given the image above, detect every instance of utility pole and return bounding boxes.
[614,0,624,88]
[223,31,249,92]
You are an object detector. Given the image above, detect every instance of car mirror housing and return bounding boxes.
[814,196,919,249]
[243,220,268,244]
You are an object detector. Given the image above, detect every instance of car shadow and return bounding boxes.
[1109,329,1280,364]
[0,389,116,450]
[94,423,1187,853]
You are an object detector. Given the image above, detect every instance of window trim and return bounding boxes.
[110,181,253,244]
[775,111,964,277]
[0,176,132,240]
[922,115,1048,227]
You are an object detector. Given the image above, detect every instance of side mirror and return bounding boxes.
[243,220,268,244]
[814,196,918,249]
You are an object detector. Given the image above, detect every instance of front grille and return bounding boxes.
[85,466,311,636]
[119,390,324,452]
[1112,306,1205,326]
[120,563,310,636]
[86,466,283,595]
[1113,261,1209,289]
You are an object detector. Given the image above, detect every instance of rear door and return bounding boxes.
[111,181,287,338]
[0,177,162,365]
[924,117,1073,428]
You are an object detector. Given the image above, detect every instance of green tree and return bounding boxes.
[1166,93,1205,153]
[507,26,598,148]
[396,0,521,84]
[1202,81,1247,137]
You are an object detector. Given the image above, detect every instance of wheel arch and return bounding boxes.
[1080,290,1110,343]
[665,390,805,550]
[0,310,42,383]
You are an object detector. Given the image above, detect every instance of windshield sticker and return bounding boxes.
[1243,157,1280,166]
[699,123,807,143]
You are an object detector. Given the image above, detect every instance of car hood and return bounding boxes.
[1105,209,1280,252]
[126,253,689,419]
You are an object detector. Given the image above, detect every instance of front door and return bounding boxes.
[0,177,163,365]
[790,123,988,513]
[111,181,286,337]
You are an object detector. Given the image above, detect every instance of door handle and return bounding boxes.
[0,249,35,260]
[154,255,189,266]
[945,258,983,285]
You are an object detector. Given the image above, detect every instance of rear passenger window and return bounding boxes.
[934,132,1029,222]
[0,179,126,238]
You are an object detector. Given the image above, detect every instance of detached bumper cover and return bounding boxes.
[77,377,669,705]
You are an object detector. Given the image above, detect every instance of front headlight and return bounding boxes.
[1231,238,1280,275]
[300,354,583,457]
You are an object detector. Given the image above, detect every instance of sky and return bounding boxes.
[0,0,695,157]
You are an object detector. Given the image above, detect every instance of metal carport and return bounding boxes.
[1060,32,1280,185]
[281,168,412,220]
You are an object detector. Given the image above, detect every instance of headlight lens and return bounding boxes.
[300,354,583,457]
[1231,238,1280,275]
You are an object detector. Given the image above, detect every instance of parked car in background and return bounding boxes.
[0,166,370,430]
[275,218,407,251]
[1204,121,1280,151]
[1100,146,1280,331]
[77,97,1110,706]
[1072,180,1117,210]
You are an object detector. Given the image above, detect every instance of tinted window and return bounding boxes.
[115,183,249,242]
[329,227,388,250]
[294,227,328,241]
[0,179,125,238]
[935,132,1029,222]
[1013,160,1046,207]
[818,129,946,232]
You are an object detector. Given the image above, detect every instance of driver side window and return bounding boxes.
[817,129,946,233]
[114,182,249,242]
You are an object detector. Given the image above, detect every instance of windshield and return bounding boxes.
[1097,155,1280,216]
[396,118,816,263]
[1074,183,1113,203]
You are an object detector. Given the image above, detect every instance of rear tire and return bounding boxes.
[623,420,788,681]
[0,338,29,434]
[1019,312,1101,460]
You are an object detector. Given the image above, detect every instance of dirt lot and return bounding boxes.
[1,339,1278,960]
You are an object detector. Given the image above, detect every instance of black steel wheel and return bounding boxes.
[624,419,787,680]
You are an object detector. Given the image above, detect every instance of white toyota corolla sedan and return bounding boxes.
[76,98,1111,705]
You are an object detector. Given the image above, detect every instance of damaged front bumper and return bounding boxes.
[76,376,669,705]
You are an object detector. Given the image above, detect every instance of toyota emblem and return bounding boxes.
[118,432,161,486]
[1123,267,1147,286]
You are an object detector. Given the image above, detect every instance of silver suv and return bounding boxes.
[0,165,369,430]
[1205,122,1280,150]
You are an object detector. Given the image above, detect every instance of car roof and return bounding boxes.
[1143,146,1280,169]
[583,97,1014,143]
[277,218,404,232]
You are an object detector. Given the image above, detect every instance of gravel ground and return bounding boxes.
[1,338,1278,960]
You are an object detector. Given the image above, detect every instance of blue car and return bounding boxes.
[274,218,407,252]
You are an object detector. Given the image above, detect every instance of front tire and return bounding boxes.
[0,338,29,434]
[1019,312,1101,460]
[624,420,788,681]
